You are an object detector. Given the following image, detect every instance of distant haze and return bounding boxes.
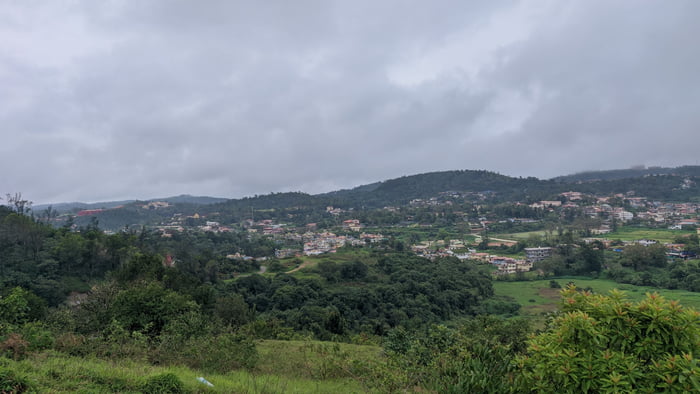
[1,1,699,204]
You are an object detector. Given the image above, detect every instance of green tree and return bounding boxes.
[517,286,700,392]
[619,243,667,270]
[111,282,197,336]
[0,287,46,326]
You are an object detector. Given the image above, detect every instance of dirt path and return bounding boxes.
[287,260,312,273]
[489,237,519,243]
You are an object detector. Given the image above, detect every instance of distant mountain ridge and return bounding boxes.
[551,165,700,183]
[34,194,227,213]
[31,165,700,218]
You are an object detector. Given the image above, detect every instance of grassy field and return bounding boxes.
[256,340,381,376]
[495,277,700,317]
[2,340,382,393]
[603,227,694,243]
[497,230,548,240]
[499,227,695,244]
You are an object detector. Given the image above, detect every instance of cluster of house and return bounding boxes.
[141,201,170,209]
[411,241,546,274]
[529,192,700,232]
[199,221,232,233]
[411,239,464,259]
[472,247,548,275]
[226,252,267,262]
[326,206,347,216]
[302,232,349,255]
[410,191,491,207]
[272,231,386,257]
[342,219,362,232]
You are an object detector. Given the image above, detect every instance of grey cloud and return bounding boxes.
[1,1,698,203]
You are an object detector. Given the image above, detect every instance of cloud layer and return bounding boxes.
[1,1,699,203]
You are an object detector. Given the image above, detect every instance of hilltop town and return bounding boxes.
[40,168,700,284]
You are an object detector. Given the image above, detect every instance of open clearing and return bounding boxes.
[602,227,694,243]
[495,277,700,318]
[499,227,694,244]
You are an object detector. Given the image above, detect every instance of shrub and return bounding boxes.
[142,372,186,394]
[516,285,700,392]
[18,322,54,351]
[53,332,87,356]
[0,366,31,393]
[0,334,28,360]
[159,332,258,373]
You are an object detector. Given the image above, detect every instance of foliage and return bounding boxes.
[517,285,700,392]
[0,365,31,394]
[618,243,667,270]
[534,241,605,276]
[158,331,258,373]
[110,282,197,337]
[142,372,186,394]
[0,334,29,360]
[360,316,530,393]
[0,287,46,326]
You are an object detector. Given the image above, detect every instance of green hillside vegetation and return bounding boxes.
[49,166,700,231]
[5,163,700,392]
[322,170,558,207]
[0,344,372,393]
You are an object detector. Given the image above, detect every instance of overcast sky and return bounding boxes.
[1,1,699,204]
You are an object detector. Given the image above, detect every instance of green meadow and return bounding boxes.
[499,226,695,244]
[494,277,700,317]
[604,227,694,243]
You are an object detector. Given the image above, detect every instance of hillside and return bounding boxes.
[34,195,227,214]
[552,165,700,183]
[321,169,558,207]
[32,165,700,231]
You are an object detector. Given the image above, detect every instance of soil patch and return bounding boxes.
[523,303,558,314]
[538,287,561,300]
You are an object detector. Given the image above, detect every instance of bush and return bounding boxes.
[516,285,700,392]
[0,366,31,393]
[18,322,54,351]
[371,319,530,392]
[268,260,286,273]
[186,333,258,372]
[53,332,87,356]
[158,332,258,373]
[0,334,28,360]
[142,372,186,394]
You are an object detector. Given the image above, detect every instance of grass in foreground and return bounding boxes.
[255,340,381,379]
[3,341,378,394]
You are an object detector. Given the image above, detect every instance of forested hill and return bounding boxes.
[552,165,700,183]
[33,166,700,230]
[319,168,700,207]
[320,170,558,207]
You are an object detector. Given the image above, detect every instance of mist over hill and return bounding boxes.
[551,165,700,183]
